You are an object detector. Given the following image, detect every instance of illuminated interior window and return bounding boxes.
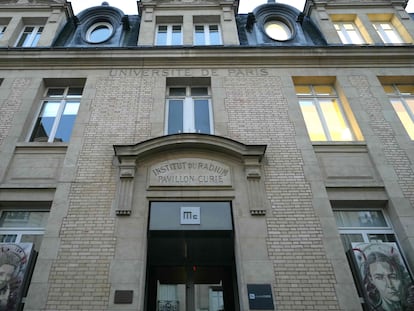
[383,84,414,139]
[264,20,292,41]
[296,84,355,141]
[334,22,365,44]
[372,22,404,44]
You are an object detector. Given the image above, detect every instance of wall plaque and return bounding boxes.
[149,158,231,187]
[247,284,275,310]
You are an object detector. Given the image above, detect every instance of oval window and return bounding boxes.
[264,20,292,41]
[86,22,113,43]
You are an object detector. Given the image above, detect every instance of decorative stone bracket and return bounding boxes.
[113,134,267,216]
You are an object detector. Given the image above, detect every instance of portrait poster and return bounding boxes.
[0,243,35,311]
[351,242,414,311]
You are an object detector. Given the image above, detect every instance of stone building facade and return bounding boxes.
[0,0,413,310]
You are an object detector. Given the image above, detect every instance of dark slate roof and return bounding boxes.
[53,2,327,47]
[237,3,327,46]
[53,4,140,47]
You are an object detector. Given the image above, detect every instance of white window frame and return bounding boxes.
[15,25,43,47]
[155,24,183,46]
[193,24,222,45]
[29,86,82,143]
[333,22,365,44]
[372,22,404,44]
[296,84,355,141]
[385,84,414,140]
[165,86,214,134]
[0,210,48,244]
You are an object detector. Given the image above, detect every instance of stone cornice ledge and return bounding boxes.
[0,45,412,68]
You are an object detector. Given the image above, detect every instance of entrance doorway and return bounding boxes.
[145,202,239,311]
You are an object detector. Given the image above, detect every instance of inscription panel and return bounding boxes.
[149,158,232,187]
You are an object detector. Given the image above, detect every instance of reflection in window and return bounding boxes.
[0,210,49,252]
[30,86,83,142]
[334,22,365,44]
[0,25,6,39]
[383,84,414,139]
[86,22,113,43]
[166,86,212,134]
[333,210,397,252]
[156,25,182,46]
[372,22,404,44]
[295,84,356,141]
[16,26,43,47]
[194,25,221,45]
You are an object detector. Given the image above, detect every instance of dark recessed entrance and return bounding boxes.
[145,202,240,311]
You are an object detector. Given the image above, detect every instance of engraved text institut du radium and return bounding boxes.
[149,158,232,186]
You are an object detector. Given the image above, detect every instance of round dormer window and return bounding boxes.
[264,20,292,41]
[86,22,113,43]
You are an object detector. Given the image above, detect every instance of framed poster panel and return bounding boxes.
[350,242,414,311]
[0,243,35,311]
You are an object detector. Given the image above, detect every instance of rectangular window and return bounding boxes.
[334,22,365,44]
[156,25,182,46]
[0,210,49,252]
[372,22,404,44]
[16,26,44,47]
[383,84,414,139]
[166,86,213,134]
[0,25,6,39]
[30,86,83,142]
[194,24,221,45]
[334,209,413,310]
[295,84,356,141]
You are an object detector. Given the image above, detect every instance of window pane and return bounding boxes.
[314,85,335,96]
[195,25,205,45]
[67,87,84,98]
[21,234,44,252]
[367,233,397,243]
[16,32,31,47]
[319,99,352,141]
[171,25,182,45]
[383,85,396,94]
[194,99,210,134]
[299,100,327,141]
[209,25,220,45]
[168,100,184,134]
[391,100,414,139]
[32,28,42,47]
[47,88,65,97]
[339,234,364,252]
[191,87,208,96]
[156,26,167,45]
[334,211,388,228]
[397,85,414,95]
[295,85,312,95]
[30,101,60,142]
[54,102,80,142]
[0,235,17,243]
[0,211,49,228]
[169,88,186,96]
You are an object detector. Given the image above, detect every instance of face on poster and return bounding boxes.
[0,243,34,311]
[351,242,414,311]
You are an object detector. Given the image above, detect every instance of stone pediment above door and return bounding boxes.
[113,134,267,216]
